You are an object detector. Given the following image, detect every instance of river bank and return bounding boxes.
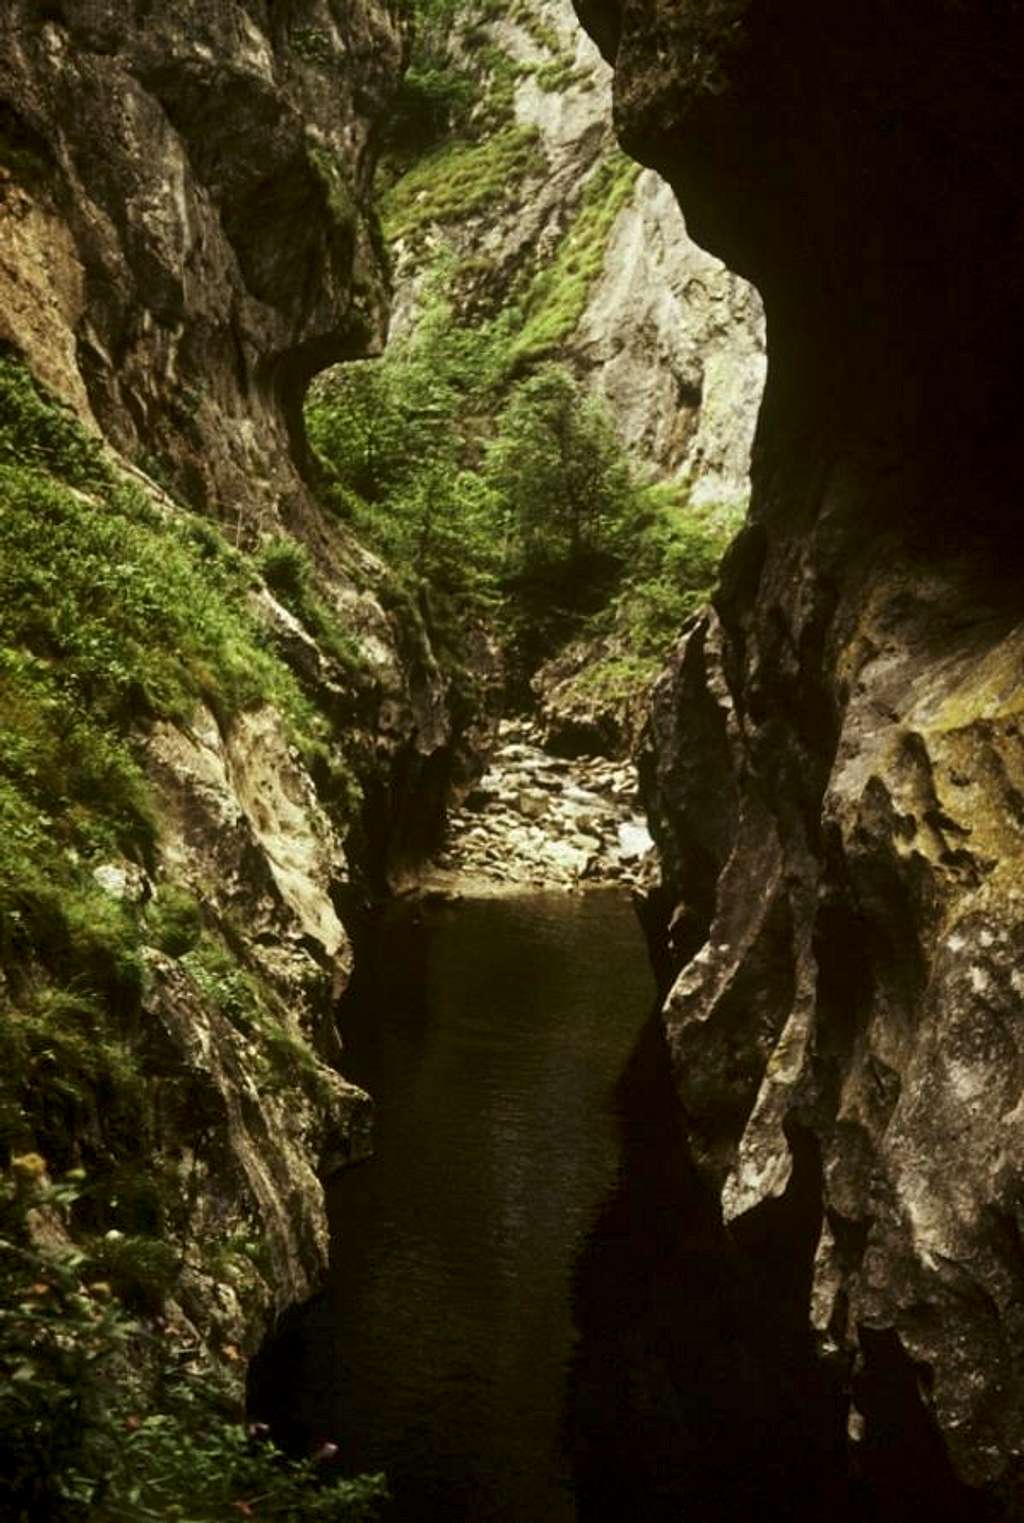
[422,720,656,897]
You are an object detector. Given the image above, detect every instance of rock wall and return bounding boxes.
[0,0,478,1398]
[0,0,396,528]
[578,0,1024,1509]
[389,0,765,499]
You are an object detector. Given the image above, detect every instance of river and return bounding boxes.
[258,890,655,1521]
[248,886,978,1521]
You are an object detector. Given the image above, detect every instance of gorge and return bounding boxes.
[1,0,1023,1520]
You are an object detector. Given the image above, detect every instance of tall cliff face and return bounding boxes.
[0,0,474,1443]
[577,0,1024,1507]
[369,0,764,754]
[0,0,398,528]
[387,0,764,498]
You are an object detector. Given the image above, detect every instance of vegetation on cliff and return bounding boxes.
[0,0,751,1509]
[308,0,743,732]
[1,1160,386,1521]
[307,280,736,708]
[0,356,383,1519]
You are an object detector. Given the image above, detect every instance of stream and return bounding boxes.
[265,888,655,1520]
[249,736,986,1522]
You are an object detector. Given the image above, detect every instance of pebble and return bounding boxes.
[430,718,655,893]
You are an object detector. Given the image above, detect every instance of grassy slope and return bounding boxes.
[0,355,386,1519]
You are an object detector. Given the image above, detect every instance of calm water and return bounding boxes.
[249,892,990,1523]
[272,891,655,1521]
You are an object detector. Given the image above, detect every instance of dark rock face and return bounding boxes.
[0,0,486,1383]
[0,0,400,528]
[578,0,1024,1507]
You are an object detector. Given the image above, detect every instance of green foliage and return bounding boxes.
[385,62,476,159]
[0,347,108,489]
[307,144,357,233]
[0,354,340,1039]
[382,125,546,240]
[180,935,337,1105]
[307,267,741,708]
[486,362,633,569]
[144,885,203,958]
[509,151,640,366]
[84,1231,179,1315]
[0,988,145,1164]
[0,1167,388,1522]
[258,534,366,680]
[180,936,267,1034]
[557,490,745,705]
[510,1,561,52]
[309,303,504,608]
[534,57,595,93]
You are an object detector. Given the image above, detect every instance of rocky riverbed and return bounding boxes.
[423,720,656,895]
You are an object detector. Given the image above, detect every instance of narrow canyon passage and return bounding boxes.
[250,877,996,1523]
[252,889,655,1521]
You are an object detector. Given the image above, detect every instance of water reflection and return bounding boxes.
[252,892,655,1522]
[567,1017,846,1522]
[249,889,993,1520]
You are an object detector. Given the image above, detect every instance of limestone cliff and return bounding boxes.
[578,0,1024,1510]
[388,0,763,497]
[373,0,764,754]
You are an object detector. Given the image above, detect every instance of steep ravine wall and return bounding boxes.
[388,0,764,498]
[378,0,764,753]
[575,0,1024,1512]
[0,0,476,1420]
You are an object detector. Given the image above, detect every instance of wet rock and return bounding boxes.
[424,721,656,895]
[583,0,1024,1500]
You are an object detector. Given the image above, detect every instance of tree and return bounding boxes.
[484,364,634,575]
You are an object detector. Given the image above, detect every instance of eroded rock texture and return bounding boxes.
[577,0,1024,1507]
[0,0,472,1380]
[0,0,399,526]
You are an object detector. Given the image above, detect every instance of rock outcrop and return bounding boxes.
[0,0,396,528]
[578,0,1024,1509]
[0,0,480,1406]
[426,718,654,894]
[389,0,764,496]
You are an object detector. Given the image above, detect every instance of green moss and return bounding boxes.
[0,353,363,1170]
[144,884,203,958]
[508,150,640,367]
[534,58,595,93]
[291,24,335,68]
[382,125,546,241]
[307,142,357,234]
[180,936,336,1106]
[0,988,144,1160]
[510,3,561,52]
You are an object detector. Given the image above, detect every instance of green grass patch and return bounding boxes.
[508,150,640,367]
[258,534,365,674]
[534,57,595,93]
[0,348,364,1240]
[382,125,546,241]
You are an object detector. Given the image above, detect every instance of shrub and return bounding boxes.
[0,1167,389,1522]
[257,535,365,675]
